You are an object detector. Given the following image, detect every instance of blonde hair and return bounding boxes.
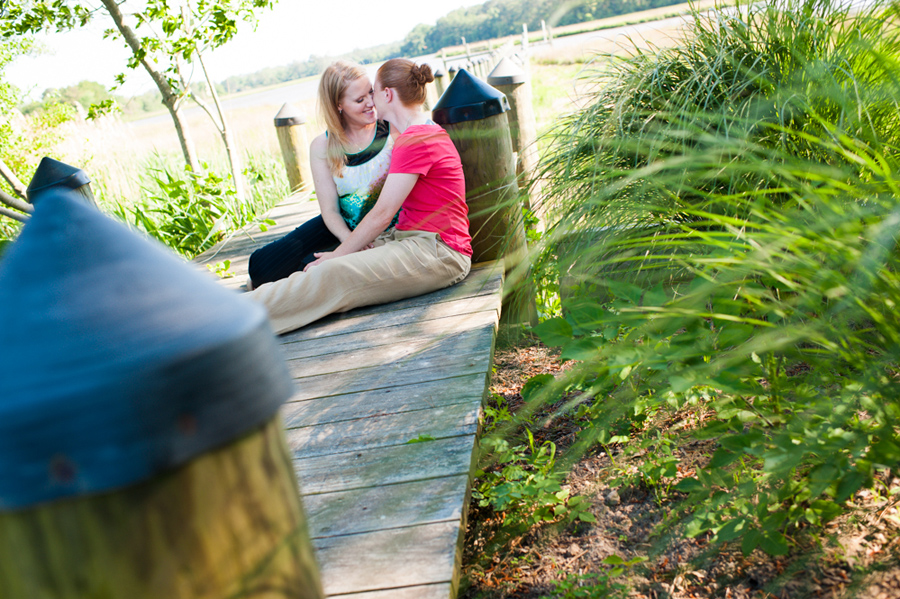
[376,59,434,107]
[318,60,368,176]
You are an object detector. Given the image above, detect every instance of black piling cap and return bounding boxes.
[275,102,306,127]
[26,157,91,204]
[0,173,294,510]
[432,68,510,126]
[434,69,445,78]
[487,56,527,86]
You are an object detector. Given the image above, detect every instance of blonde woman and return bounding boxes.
[249,58,472,334]
[247,60,396,289]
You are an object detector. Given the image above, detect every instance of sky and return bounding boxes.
[5,0,486,100]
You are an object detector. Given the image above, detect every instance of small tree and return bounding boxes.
[0,36,36,225]
[2,0,275,202]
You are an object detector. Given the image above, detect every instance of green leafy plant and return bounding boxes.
[206,259,234,278]
[474,427,596,530]
[114,160,278,259]
[540,555,645,598]
[517,0,900,557]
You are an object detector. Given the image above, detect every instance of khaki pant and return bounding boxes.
[247,229,471,334]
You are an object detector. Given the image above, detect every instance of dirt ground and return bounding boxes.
[459,335,900,599]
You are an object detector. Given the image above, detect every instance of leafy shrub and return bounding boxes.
[114,159,279,260]
[525,0,900,556]
[472,395,595,540]
[540,556,645,599]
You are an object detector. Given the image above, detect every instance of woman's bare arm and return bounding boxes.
[309,133,353,242]
[304,172,418,269]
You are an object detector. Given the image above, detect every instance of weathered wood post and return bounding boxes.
[434,69,446,97]
[541,19,554,46]
[432,69,537,324]
[275,102,313,193]
[522,23,529,52]
[26,156,99,209]
[0,160,324,599]
[424,69,440,111]
[448,65,458,81]
[477,58,488,79]
[487,57,539,204]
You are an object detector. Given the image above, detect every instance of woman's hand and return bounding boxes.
[303,251,335,271]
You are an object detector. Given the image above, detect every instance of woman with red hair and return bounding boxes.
[248,58,472,335]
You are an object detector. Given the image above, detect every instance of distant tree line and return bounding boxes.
[400,0,687,55]
[218,42,401,94]
[22,0,684,117]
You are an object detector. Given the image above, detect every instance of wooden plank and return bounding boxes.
[284,322,495,380]
[279,310,497,361]
[285,348,493,402]
[282,266,503,338]
[294,434,477,495]
[192,192,501,599]
[281,293,500,346]
[284,400,481,458]
[332,583,452,599]
[281,373,486,429]
[314,521,459,596]
[303,475,469,539]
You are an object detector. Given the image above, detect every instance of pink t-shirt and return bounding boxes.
[390,124,472,257]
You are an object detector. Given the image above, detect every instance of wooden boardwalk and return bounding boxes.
[197,193,502,598]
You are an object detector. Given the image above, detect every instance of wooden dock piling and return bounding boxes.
[275,103,313,193]
[0,165,324,598]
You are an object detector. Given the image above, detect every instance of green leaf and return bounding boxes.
[405,434,436,444]
[835,470,866,502]
[520,374,556,403]
[560,336,602,361]
[715,517,746,542]
[708,448,741,468]
[674,477,705,494]
[759,531,790,556]
[532,317,573,347]
[604,279,643,304]
[741,527,763,555]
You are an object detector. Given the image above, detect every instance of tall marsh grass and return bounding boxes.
[521,0,900,558]
[1,104,294,258]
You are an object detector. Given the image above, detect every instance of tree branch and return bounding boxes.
[0,204,29,223]
[99,0,198,171]
[0,157,28,199]
[0,187,33,215]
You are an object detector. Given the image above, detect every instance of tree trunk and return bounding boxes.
[195,49,246,203]
[0,188,33,216]
[0,204,29,223]
[0,157,28,199]
[99,0,199,172]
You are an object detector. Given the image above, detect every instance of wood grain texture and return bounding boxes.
[0,417,324,599]
[284,351,492,403]
[281,373,486,428]
[314,521,460,596]
[293,435,478,495]
[445,115,526,264]
[279,310,498,361]
[303,475,469,539]
[284,321,496,384]
[334,583,452,599]
[285,400,481,458]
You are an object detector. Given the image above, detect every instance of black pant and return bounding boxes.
[248,215,339,288]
